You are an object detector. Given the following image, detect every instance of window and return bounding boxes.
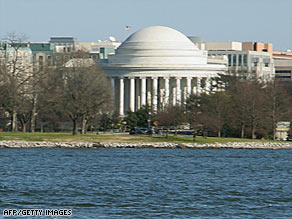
[253,62,257,67]
[264,63,269,67]
[275,75,291,78]
[38,56,43,70]
[47,56,51,65]
[276,70,291,74]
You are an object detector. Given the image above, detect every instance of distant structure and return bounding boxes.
[0,42,33,75]
[49,36,78,53]
[240,42,292,81]
[275,122,291,141]
[272,50,292,81]
[79,38,121,60]
[100,26,226,116]
[29,43,54,71]
[242,42,273,53]
[198,41,275,81]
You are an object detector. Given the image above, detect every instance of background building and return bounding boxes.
[79,39,121,60]
[272,50,292,81]
[30,43,54,70]
[49,36,78,53]
[242,42,273,53]
[197,41,275,81]
[0,42,33,75]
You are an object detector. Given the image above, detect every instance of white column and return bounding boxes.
[206,77,211,94]
[130,77,135,112]
[136,79,140,110]
[186,77,192,97]
[197,77,201,95]
[137,96,141,110]
[152,77,158,112]
[141,77,146,107]
[183,87,187,105]
[172,87,176,106]
[176,77,181,105]
[119,78,124,116]
[192,86,197,95]
[164,77,169,107]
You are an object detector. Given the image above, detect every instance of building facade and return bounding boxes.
[101,26,226,116]
[198,41,275,81]
[272,50,292,81]
[242,42,273,53]
[208,50,275,81]
[0,42,33,75]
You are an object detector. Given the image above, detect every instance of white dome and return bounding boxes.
[107,26,207,66]
[123,26,199,49]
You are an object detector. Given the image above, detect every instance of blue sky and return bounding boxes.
[0,0,291,50]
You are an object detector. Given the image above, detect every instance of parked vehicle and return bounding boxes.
[129,127,148,135]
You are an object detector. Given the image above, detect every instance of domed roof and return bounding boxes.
[106,26,207,67]
[124,26,199,49]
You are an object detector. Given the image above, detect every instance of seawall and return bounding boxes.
[1,140,292,149]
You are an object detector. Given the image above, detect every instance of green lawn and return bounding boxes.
[0,132,280,144]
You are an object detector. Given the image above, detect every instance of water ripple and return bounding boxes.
[0,148,292,218]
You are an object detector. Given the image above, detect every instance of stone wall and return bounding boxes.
[1,141,292,149]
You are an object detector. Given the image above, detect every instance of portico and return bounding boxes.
[111,76,216,115]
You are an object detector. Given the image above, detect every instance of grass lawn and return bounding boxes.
[0,132,281,144]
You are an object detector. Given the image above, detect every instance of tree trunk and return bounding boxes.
[218,129,221,137]
[72,119,78,135]
[31,94,38,133]
[40,121,44,133]
[251,126,256,139]
[166,129,169,138]
[81,116,88,134]
[193,133,196,141]
[23,123,27,132]
[241,124,245,138]
[31,113,36,133]
[12,110,18,132]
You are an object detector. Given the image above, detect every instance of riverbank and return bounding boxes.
[0,132,284,144]
[1,140,292,149]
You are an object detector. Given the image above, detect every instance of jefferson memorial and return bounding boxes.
[101,26,226,116]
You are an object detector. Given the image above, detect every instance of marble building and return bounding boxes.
[100,26,226,116]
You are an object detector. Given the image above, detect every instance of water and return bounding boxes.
[1,148,292,218]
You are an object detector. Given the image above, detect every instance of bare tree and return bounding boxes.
[264,81,291,140]
[0,33,32,131]
[42,53,113,135]
[155,105,185,138]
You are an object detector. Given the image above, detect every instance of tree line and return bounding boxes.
[154,74,292,140]
[0,34,113,135]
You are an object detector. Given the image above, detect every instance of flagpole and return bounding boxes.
[124,25,131,41]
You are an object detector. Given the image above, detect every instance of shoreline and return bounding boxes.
[1,140,292,149]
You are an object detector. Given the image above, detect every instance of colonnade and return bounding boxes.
[111,76,214,116]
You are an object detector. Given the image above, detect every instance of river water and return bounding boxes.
[1,148,292,218]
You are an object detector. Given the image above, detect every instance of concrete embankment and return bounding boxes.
[1,140,292,149]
